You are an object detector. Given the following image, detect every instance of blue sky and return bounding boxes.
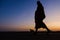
[0,0,60,31]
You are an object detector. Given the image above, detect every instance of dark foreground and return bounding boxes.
[0,31,60,40]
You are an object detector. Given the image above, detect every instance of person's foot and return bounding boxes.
[30,29,34,32]
[30,29,37,35]
[47,29,51,32]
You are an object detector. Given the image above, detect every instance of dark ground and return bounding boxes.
[0,31,60,40]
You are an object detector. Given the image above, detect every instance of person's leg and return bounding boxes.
[35,21,38,32]
[36,28,38,32]
[45,26,50,32]
[42,22,50,32]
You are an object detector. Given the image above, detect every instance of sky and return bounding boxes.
[0,0,60,31]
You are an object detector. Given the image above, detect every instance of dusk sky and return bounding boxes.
[0,0,60,31]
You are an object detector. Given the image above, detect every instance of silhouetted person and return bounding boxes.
[35,1,50,32]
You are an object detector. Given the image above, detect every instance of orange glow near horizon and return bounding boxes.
[16,24,60,31]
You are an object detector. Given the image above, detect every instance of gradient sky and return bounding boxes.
[0,0,60,31]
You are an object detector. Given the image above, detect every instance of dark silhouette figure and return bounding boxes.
[35,1,50,32]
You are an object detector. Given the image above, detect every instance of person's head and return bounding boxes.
[37,1,41,6]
